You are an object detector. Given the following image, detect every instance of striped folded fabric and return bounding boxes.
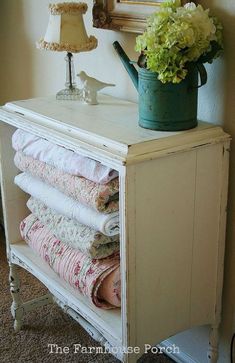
[27,197,119,260]
[14,151,119,213]
[12,129,118,184]
[20,214,121,309]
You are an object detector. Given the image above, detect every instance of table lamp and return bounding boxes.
[37,2,98,100]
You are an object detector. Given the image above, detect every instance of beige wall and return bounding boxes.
[1,0,234,362]
[0,0,138,104]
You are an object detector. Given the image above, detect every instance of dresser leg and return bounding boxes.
[207,324,219,363]
[9,264,23,332]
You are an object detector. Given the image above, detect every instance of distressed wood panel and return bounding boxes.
[129,151,197,353]
[190,144,224,325]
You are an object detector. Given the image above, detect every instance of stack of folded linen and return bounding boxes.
[13,129,121,309]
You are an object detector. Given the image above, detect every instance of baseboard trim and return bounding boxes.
[158,339,199,363]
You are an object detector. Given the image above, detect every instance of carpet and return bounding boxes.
[0,233,174,363]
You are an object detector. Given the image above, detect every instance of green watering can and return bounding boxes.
[113,41,207,131]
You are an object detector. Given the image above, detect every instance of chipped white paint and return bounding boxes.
[0,95,231,363]
[9,261,53,332]
[9,264,23,332]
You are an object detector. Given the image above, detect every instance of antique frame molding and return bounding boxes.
[92,0,191,33]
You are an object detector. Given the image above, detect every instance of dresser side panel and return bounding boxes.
[190,143,228,326]
[127,151,197,352]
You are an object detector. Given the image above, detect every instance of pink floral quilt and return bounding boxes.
[20,214,121,309]
[14,151,119,213]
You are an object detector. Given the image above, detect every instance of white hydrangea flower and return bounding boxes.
[184,2,196,11]
[135,0,223,83]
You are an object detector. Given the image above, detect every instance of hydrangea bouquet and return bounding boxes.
[135,0,223,84]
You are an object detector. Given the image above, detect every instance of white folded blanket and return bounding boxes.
[12,129,118,184]
[14,173,119,236]
[27,197,119,259]
[14,151,119,213]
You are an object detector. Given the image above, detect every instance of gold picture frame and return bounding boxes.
[92,0,190,33]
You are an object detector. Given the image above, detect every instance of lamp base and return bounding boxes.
[56,52,83,101]
[56,87,82,101]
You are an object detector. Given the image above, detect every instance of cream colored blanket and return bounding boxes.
[14,173,119,236]
[14,151,119,213]
[27,197,119,259]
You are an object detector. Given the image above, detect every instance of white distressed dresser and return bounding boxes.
[0,95,230,363]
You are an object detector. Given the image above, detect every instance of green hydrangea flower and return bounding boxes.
[135,0,223,83]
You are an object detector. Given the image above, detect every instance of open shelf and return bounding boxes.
[10,240,122,347]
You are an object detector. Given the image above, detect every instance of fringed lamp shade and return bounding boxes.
[37,2,97,53]
[37,2,98,100]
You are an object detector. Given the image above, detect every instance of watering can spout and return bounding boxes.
[113,41,138,90]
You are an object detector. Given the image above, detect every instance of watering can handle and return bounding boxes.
[195,63,207,88]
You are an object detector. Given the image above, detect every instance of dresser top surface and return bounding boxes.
[1,94,229,163]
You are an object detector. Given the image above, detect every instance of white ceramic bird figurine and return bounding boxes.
[77,71,115,105]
